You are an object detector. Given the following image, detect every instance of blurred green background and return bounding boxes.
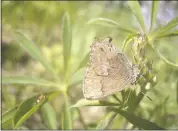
[2,1,178,130]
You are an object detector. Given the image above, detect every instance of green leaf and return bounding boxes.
[62,12,72,73]
[151,44,178,67]
[62,92,72,130]
[13,91,61,129]
[96,112,117,129]
[2,106,18,124]
[77,52,89,70]
[153,30,178,39]
[13,31,58,81]
[2,76,58,88]
[127,1,146,33]
[86,17,136,34]
[70,99,120,108]
[70,67,86,88]
[149,17,178,41]
[122,33,137,52]
[108,108,164,130]
[70,52,90,87]
[13,96,43,129]
[2,118,13,129]
[150,1,160,32]
[69,52,90,87]
[41,102,57,129]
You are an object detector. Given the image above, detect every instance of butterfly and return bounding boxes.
[82,37,140,100]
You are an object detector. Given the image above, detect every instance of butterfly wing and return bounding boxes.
[83,37,137,100]
[83,67,103,100]
[89,37,117,75]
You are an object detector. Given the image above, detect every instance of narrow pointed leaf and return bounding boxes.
[13,31,58,80]
[108,108,164,130]
[41,103,57,129]
[127,1,146,33]
[149,17,178,41]
[14,101,44,129]
[150,1,160,32]
[77,52,89,70]
[154,30,178,39]
[70,52,90,87]
[151,44,178,67]
[2,76,57,88]
[86,17,136,34]
[70,67,86,87]
[2,119,13,129]
[96,112,117,129]
[62,12,72,73]
[13,91,61,129]
[70,99,119,108]
[2,106,18,124]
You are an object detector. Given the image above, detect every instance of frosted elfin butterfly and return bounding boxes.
[82,37,140,100]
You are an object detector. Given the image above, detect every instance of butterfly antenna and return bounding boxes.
[141,91,152,101]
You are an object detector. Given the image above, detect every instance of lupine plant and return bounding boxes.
[2,1,178,130]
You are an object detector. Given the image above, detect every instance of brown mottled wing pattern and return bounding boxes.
[83,37,137,100]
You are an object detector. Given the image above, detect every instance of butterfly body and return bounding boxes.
[83,37,140,100]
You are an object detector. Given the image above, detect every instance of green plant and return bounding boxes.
[2,12,73,129]
[2,1,178,130]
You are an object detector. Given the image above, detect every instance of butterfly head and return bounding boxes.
[132,64,140,79]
